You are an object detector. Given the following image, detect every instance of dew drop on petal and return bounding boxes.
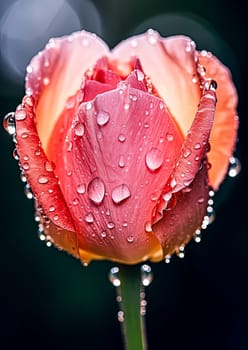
[144,221,152,233]
[87,177,105,204]
[45,161,55,172]
[38,175,49,184]
[107,222,115,229]
[75,122,85,136]
[77,183,86,194]
[194,143,201,150]
[15,109,26,121]
[24,184,33,199]
[111,184,131,204]
[118,134,126,142]
[166,132,174,142]
[145,148,163,171]
[127,235,134,243]
[85,212,94,223]
[165,255,171,264]
[3,112,16,135]
[118,155,125,168]
[228,156,241,177]
[96,111,110,126]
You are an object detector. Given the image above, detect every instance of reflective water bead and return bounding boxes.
[145,148,163,171]
[38,175,49,184]
[96,111,110,126]
[126,235,134,243]
[165,255,171,264]
[177,246,185,258]
[194,229,201,243]
[74,122,85,136]
[77,183,86,194]
[111,184,131,204]
[108,266,121,287]
[12,149,19,161]
[118,134,126,142]
[87,177,105,204]
[141,264,153,286]
[15,109,26,121]
[24,184,33,199]
[144,221,152,233]
[228,156,241,177]
[85,212,94,223]
[3,112,16,135]
[107,222,115,229]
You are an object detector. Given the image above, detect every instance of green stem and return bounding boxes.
[117,264,147,350]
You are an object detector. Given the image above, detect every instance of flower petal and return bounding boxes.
[49,78,183,263]
[198,51,239,189]
[15,95,75,233]
[112,30,201,135]
[152,161,209,256]
[25,31,109,152]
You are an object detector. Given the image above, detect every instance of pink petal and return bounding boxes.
[26,31,109,152]
[198,51,239,189]
[50,78,183,263]
[171,89,216,193]
[112,30,201,136]
[152,161,209,256]
[15,95,75,233]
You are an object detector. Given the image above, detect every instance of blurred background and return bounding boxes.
[0,0,247,348]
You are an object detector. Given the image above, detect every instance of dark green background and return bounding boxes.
[0,0,247,348]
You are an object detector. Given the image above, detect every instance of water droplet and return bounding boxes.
[198,196,205,204]
[53,215,59,221]
[192,75,198,83]
[177,245,185,258]
[209,80,217,91]
[26,65,33,73]
[228,156,241,177]
[45,161,55,172]
[183,148,191,158]
[74,122,85,136]
[146,29,158,45]
[117,310,125,322]
[194,229,201,243]
[67,141,73,152]
[194,143,201,150]
[145,148,163,171]
[87,177,105,204]
[15,109,26,121]
[111,184,131,204]
[130,94,138,102]
[127,235,134,243]
[24,184,33,199]
[43,77,50,86]
[166,132,174,142]
[108,266,121,287]
[72,198,79,206]
[118,155,125,168]
[12,148,19,161]
[163,192,172,202]
[49,205,55,212]
[136,70,144,81]
[96,111,110,126]
[144,221,152,233]
[124,103,130,111]
[144,123,149,128]
[20,171,27,182]
[77,183,86,194]
[38,175,49,184]
[86,102,92,111]
[141,264,153,286]
[118,134,126,142]
[107,222,115,229]
[23,162,30,170]
[85,212,94,223]
[165,255,171,264]
[101,231,107,238]
[21,133,28,139]
[3,112,16,135]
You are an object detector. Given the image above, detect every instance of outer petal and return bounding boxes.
[112,30,201,136]
[25,31,109,152]
[15,96,76,246]
[198,51,239,189]
[152,162,209,257]
[151,89,216,223]
[49,80,183,264]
